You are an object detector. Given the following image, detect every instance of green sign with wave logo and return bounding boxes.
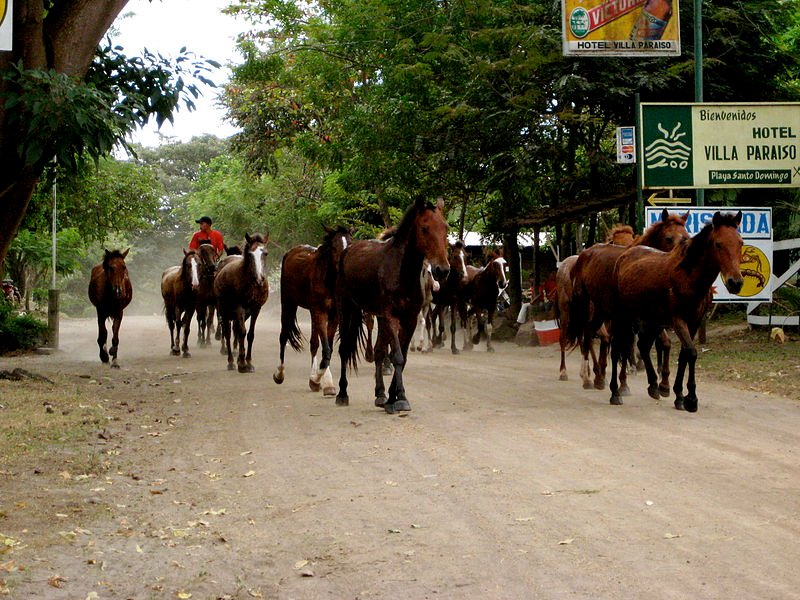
[640,104,694,187]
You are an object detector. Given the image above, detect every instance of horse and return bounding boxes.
[429,241,470,354]
[335,196,449,413]
[88,249,133,368]
[161,249,201,358]
[567,209,690,392]
[272,225,352,394]
[609,211,744,412]
[411,261,440,353]
[214,233,270,372]
[194,243,218,347]
[554,224,636,381]
[461,256,509,353]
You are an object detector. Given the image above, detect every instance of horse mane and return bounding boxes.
[378,226,397,241]
[103,249,128,270]
[678,212,740,271]
[606,224,634,243]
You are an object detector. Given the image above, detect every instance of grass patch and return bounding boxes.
[0,377,109,475]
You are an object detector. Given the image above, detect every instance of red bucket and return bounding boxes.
[534,320,560,346]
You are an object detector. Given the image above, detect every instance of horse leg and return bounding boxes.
[608,319,633,405]
[319,313,338,397]
[336,301,360,407]
[471,311,484,346]
[485,310,495,353]
[384,316,413,414]
[373,323,388,407]
[221,316,235,370]
[595,327,609,390]
[308,317,323,391]
[449,303,459,355]
[656,329,672,397]
[273,319,288,385]
[196,308,205,347]
[363,313,375,364]
[166,308,180,356]
[180,307,194,358]
[239,307,258,373]
[109,313,123,368]
[637,328,660,399]
[579,331,594,390]
[96,311,109,363]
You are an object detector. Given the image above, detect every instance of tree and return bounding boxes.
[0,0,218,267]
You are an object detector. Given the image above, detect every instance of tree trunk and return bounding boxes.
[0,0,130,266]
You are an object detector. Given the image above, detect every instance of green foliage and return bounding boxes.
[0,300,47,354]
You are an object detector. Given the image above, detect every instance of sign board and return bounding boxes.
[616,126,636,163]
[639,103,800,188]
[0,0,12,52]
[562,0,680,57]
[645,206,773,303]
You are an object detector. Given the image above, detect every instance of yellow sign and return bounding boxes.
[647,193,692,205]
[739,245,771,298]
[562,0,681,56]
[0,0,11,52]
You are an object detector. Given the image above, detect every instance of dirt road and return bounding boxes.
[1,312,799,599]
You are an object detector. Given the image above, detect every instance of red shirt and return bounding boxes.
[189,229,225,257]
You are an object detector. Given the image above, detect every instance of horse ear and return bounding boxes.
[712,211,722,227]
[122,248,130,259]
[680,210,690,223]
[104,249,111,259]
[183,248,188,256]
[323,224,333,234]
[660,208,669,222]
[245,233,253,245]
[734,210,743,226]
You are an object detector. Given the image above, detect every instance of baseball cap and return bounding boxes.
[195,216,213,225]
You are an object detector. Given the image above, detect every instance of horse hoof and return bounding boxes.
[99,353,109,364]
[393,399,411,412]
[451,348,460,355]
[309,380,321,392]
[582,381,593,390]
[593,380,605,390]
[559,373,568,381]
[374,395,387,407]
[335,395,349,407]
[410,346,416,352]
[323,386,337,397]
[111,362,120,369]
[684,397,698,413]
[273,373,284,385]
[647,385,660,400]
[227,363,235,371]
[674,397,685,411]
[659,385,671,398]
[619,385,631,397]
[183,352,192,358]
[171,349,180,356]
[238,364,255,373]
[610,395,624,405]
[487,346,495,353]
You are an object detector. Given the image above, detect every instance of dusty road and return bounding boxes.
[1,311,799,599]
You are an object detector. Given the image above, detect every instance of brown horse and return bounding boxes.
[161,249,201,358]
[462,256,509,353]
[272,225,352,394]
[214,233,270,372]
[554,224,636,381]
[567,209,690,392]
[335,197,449,413]
[429,241,470,354]
[609,211,743,411]
[194,243,218,347]
[88,249,132,368]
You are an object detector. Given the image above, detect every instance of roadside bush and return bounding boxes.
[0,300,47,354]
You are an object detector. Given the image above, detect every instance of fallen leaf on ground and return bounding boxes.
[664,533,682,539]
[47,575,68,588]
[558,538,574,545]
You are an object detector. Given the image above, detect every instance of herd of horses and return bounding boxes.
[87,200,745,415]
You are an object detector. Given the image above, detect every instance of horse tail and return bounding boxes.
[282,306,304,352]
[566,259,589,349]
[338,298,363,372]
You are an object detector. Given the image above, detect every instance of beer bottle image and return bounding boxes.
[630,0,673,40]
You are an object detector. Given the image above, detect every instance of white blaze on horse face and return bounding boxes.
[252,246,265,282]
[495,257,508,291]
[190,256,200,288]
[340,235,348,250]
[458,251,468,282]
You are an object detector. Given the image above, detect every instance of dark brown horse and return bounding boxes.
[161,249,201,358]
[214,233,270,372]
[335,197,449,413]
[462,256,509,353]
[88,249,132,368]
[567,209,690,392]
[429,241,470,354]
[272,225,352,394]
[609,211,743,411]
[554,224,636,381]
[194,243,218,347]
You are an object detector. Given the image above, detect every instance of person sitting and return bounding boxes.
[516,274,556,325]
[189,216,225,259]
